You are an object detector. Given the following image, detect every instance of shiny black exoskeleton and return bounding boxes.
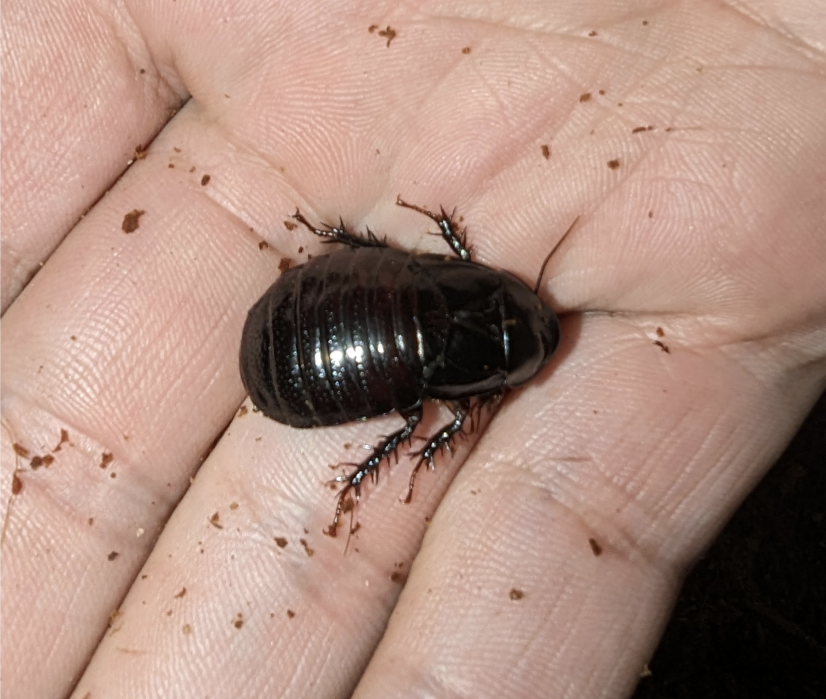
[239,197,563,535]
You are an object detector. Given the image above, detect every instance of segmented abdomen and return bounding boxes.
[240,247,439,427]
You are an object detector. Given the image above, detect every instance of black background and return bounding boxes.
[631,389,826,698]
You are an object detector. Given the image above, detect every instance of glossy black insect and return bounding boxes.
[240,197,572,536]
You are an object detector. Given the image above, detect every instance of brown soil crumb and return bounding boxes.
[274,536,288,548]
[510,588,524,600]
[12,444,29,458]
[377,26,396,47]
[121,209,146,233]
[607,158,621,170]
[30,454,55,469]
[541,144,551,160]
[589,537,603,556]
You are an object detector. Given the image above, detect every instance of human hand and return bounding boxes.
[3,2,825,698]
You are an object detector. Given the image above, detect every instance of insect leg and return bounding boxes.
[405,399,471,504]
[328,405,423,537]
[293,209,387,248]
[395,196,472,261]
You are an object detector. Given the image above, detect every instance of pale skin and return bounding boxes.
[2,1,826,698]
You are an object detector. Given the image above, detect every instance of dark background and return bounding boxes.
[631,389,826,699]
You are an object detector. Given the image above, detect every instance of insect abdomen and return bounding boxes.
[240,247,434,427]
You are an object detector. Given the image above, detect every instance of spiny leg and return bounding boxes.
[395,195,472,261]
[327,406,423,537]
[293,209,387,248]
[405,399,470,504]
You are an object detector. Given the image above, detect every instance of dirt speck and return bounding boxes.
[12,473,23,495]
[510,588,524,600]
[632,125,654,134]
[589,537,603,556]
[233,613,244,629]
[284,220,297,231]
[287,609,295,618]
[588,30,597,37]
[108,551,119,561]
[121,209,145,233]
[30,454,55,469]
[53,429,70,452]
[237,405,248,417]
[209,512,223,529]
[462,46,471,54]
[174,587,187,598]
[274,536,288,548]
[377,26,396,47]
[654,340,671,353]
[12,444,29,458]
[182,623,192,635]
[134,144,148,160]
[607,158,621,170]
[656,327,665,337]
[279,257,294,273]
[579,92,592,103]
[200,174,211,186]
[541,144,551,160]
[100,452,114,469]
[300,538,315,557]
[258,240,269,251]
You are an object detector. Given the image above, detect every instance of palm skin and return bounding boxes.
[2,2,825,698]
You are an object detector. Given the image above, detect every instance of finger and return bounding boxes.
[68,398,490,698]
[0,106,294,699]
[350,314,823,698]
[1,1,185,312]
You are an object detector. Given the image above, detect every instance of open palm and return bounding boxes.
[3,2,825,698]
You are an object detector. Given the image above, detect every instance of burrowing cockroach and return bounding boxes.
[239,197,574,536]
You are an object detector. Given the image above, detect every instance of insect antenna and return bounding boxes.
[533,216,580,294]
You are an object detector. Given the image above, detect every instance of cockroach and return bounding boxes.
[239,197,575,536]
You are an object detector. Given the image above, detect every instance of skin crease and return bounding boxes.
[1,0,825,697]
